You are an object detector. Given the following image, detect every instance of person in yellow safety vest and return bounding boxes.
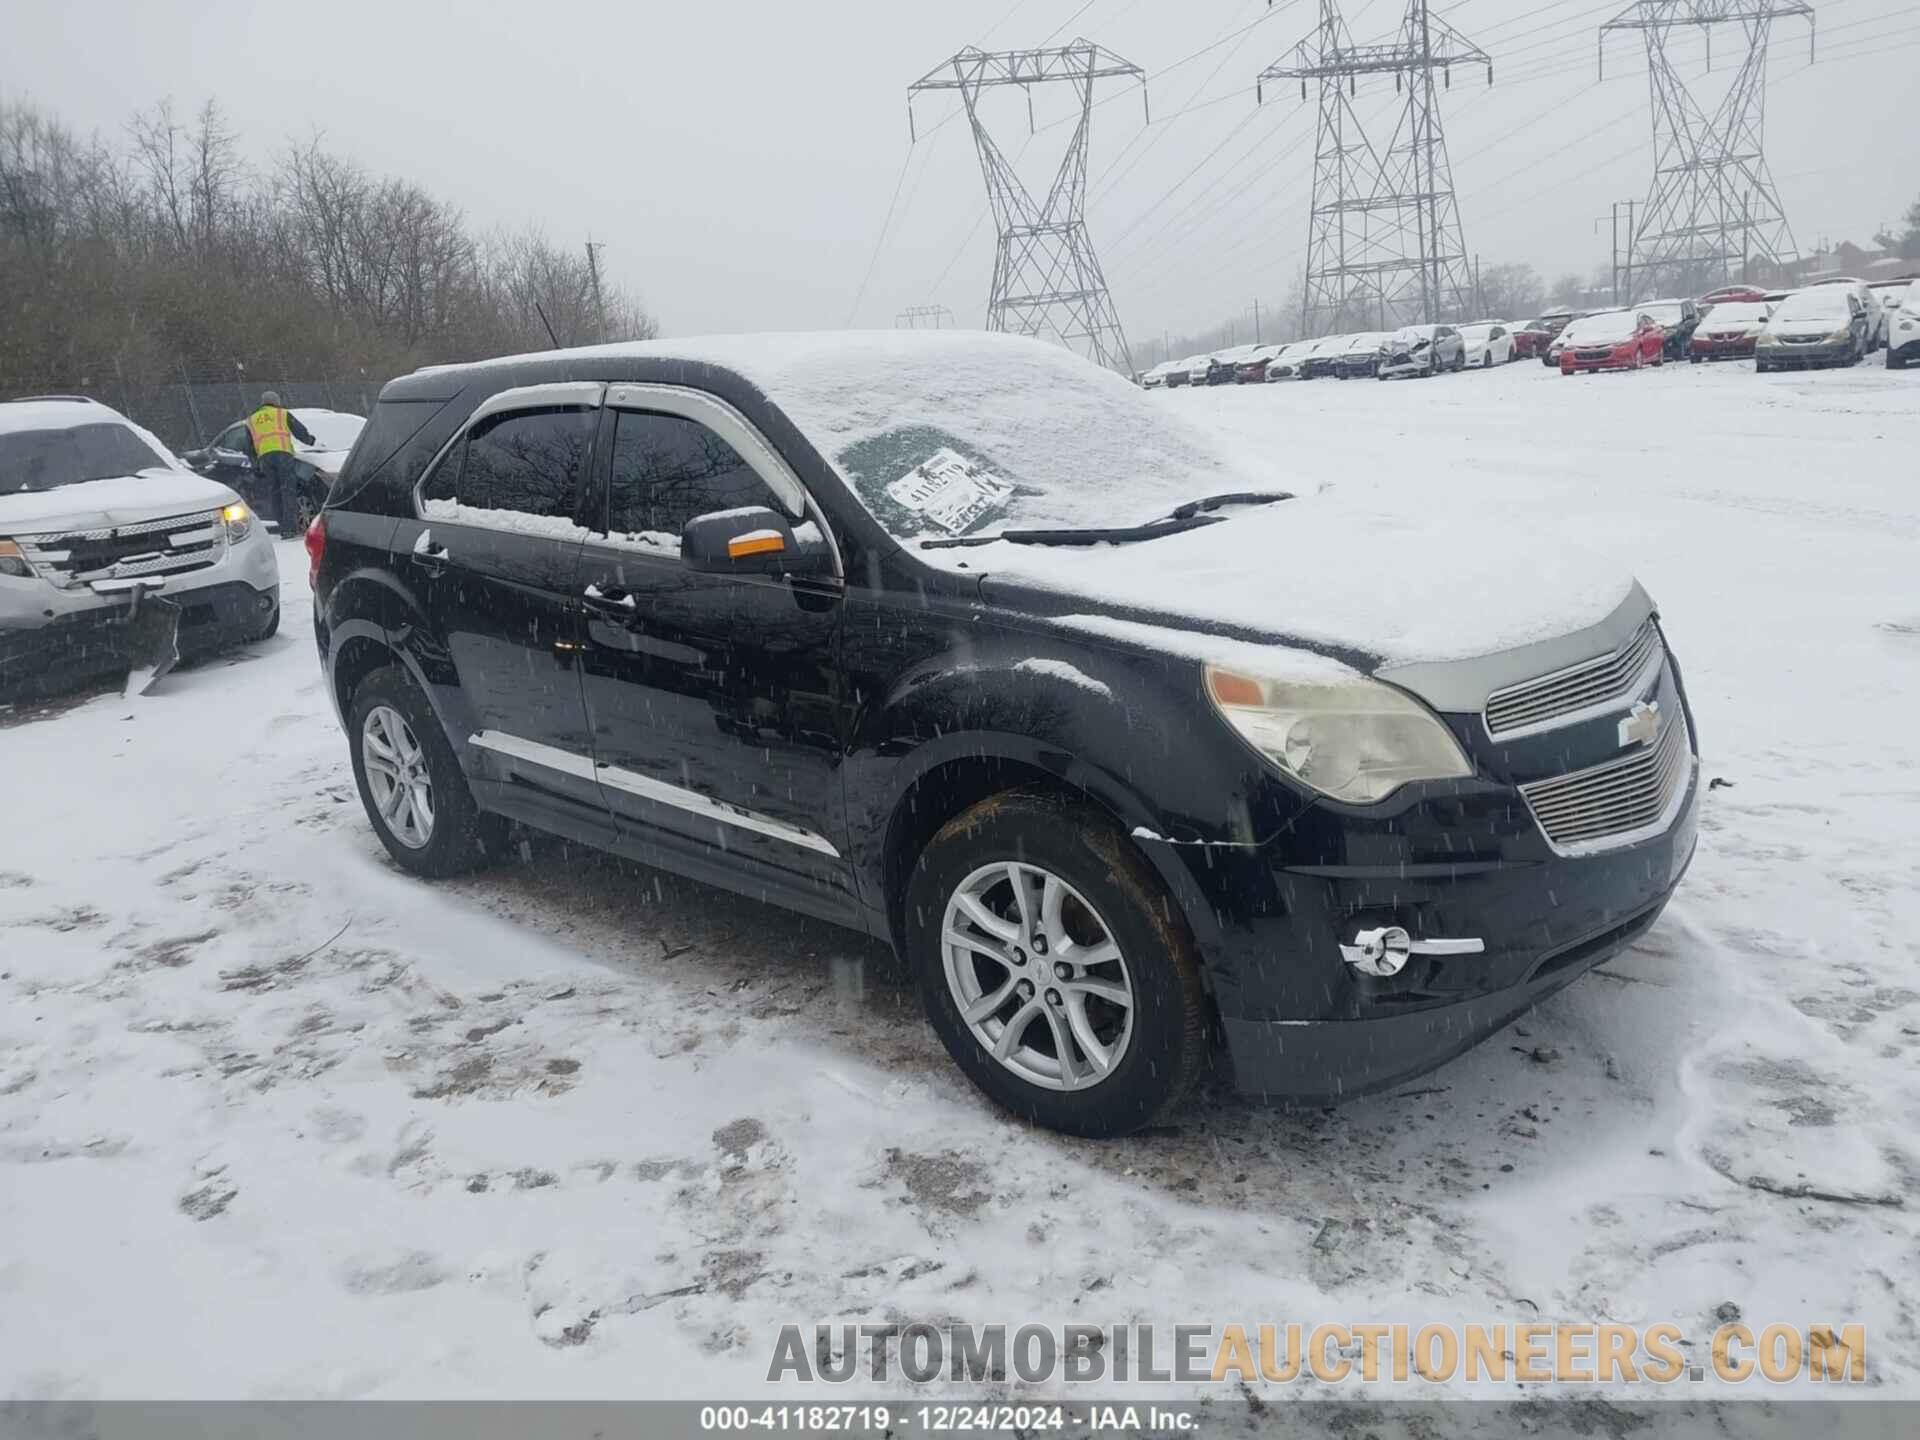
[244,391,316,537]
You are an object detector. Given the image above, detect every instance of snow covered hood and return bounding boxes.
[0,470,239,535]
[979,493,1640,670]
[1563,313,1639,345]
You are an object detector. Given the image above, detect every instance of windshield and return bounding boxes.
[294,410,366,452]
[0,421,172,496]
[1641,304,1686,325]
[1773,289,1850,321]
[726,333,1268,545]
[1706,303,1769,327]
[1564,312,1637,343]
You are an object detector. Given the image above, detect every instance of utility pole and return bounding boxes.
[1611,206,1620,304]
[1251,297,1263,344]
[1601,0,1813,299]
[909,41,1148,374]
[584,239,606,334]
[1260,0,1491,333]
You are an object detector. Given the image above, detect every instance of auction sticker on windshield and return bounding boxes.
[886,448,1014,535]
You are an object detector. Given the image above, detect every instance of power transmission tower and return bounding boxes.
[909,41,1147,374]
[1261,0,1491,335]
[1601,0,1814,300]
[895,304,957,328]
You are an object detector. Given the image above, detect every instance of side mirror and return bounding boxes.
[681,506,830,578]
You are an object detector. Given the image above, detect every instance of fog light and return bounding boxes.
[1340,926,1486,978]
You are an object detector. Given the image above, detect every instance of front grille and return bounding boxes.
[1576,348,1615,361]
[1520,706,1692,851]
[16,510,225,590]
[1485,618,1663,736]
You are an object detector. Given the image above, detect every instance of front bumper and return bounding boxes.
[1220,788,1697,1101]
[1377,354,1433,377]
[1756,340,1853,369]
[1220,883,1685,1101]
[1132,643,1702,1102]
[1,578,277,696]
[1562,349,1638,373]
[1690,337,1755,359]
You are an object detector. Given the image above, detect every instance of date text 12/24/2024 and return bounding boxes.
[699,1404,1200,1433]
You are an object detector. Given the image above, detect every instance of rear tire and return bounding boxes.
[347,666,504,878]
[906,788,1208,1138]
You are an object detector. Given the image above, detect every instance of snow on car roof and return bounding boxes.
[446,331,1273,539]
[0,396,121,436]
[0,395,188,471]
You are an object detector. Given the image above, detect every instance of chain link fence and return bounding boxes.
[2,373,393,454]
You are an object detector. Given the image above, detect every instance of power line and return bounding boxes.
[844,145,919,327]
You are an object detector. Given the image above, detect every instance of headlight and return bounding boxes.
[221,501,254,542]
[1204,667,1472,804]
[1827,327,1853,344]
[1757,331,1781,346]
[0,538,35,579]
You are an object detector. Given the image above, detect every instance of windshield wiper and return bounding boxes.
[1166,490,1294,521]
[919,514,1226,550]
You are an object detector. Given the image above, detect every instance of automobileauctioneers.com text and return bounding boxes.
[768,1320,1867,1387]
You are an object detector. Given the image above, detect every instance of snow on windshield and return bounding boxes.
[689,332,1269,543]
[293,410,366,452]
[0,420,171,496]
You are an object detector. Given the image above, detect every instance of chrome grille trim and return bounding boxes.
[1520,708,1693,854]
[1484,618,1663,738]
[15,509,226,591]
[14,509,222,544]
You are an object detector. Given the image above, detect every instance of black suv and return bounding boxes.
[310,333,1699,1137]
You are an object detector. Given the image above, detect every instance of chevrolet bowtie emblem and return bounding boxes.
[1618,699,1662,749]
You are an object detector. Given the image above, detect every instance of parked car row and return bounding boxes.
[1143,273,1920,392]
[1143,319,1523,389]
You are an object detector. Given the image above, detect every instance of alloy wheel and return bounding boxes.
[362,704,435,849]
[941,861,1135,1092]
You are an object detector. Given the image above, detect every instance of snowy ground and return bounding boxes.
[2,356,1916,1419]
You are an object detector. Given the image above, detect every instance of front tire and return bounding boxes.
[347,667,504,878]
[906,789,1207,1138]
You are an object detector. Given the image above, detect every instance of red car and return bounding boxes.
[1514,313,1570,359]
[1698,285,1770,309]
[1688,300,1772,361]
[1559,309,1666,374]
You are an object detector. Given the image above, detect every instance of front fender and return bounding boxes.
[843,634,1294,958]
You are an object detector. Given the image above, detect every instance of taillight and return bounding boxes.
[304,512,327,590]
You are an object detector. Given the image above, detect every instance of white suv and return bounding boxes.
[1,396,281,699]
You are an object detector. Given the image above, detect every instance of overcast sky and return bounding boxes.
[6,0,1915,347]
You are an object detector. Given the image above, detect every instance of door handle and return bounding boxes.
[582,582,638,617]
[411,529,450,569]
